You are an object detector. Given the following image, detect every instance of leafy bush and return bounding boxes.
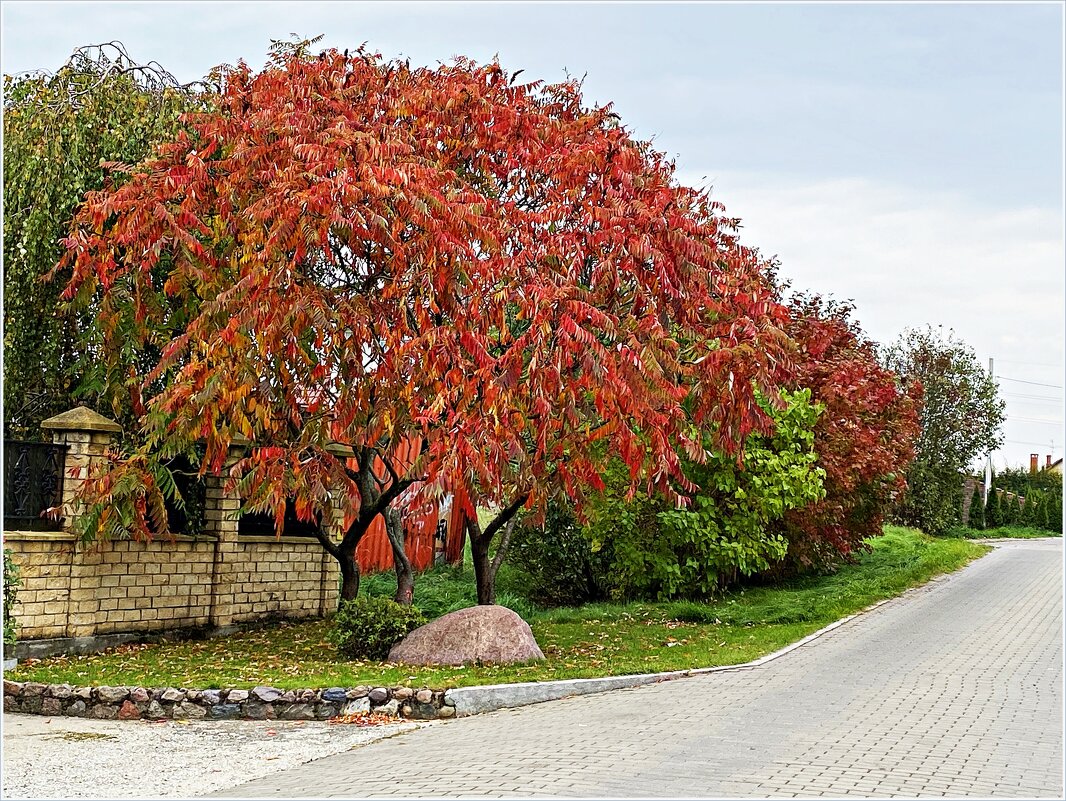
[967,485,985,529]
[3,549,21,652]
[586,389,826,600]
[508,503,612,607]
[328,596,426,661]
[985,484,1003,529]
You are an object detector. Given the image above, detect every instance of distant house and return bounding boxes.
[1048,458,1063,475]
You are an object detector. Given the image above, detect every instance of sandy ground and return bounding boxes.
[1,711,422,799]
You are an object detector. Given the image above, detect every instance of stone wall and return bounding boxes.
[4,532,338,643]
[2,680,456,721]
[4,406,340,653]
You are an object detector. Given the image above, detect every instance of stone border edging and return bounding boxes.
[2,682,454,721]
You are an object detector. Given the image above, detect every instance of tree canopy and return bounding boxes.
[3,42,213,437]
[58,44,790,602]
[882,326,1005,534]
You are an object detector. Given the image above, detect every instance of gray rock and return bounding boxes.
[252,686,282,703]
[346,686,369,700]
[298,689,317,703]
[3,679,23,696]
[64,699,87,717]
[145,700,167,720]
[388,605,545,666]
[278,703,316,720]
[90,704,118,719]
[20,696,43,713]
[340,698,370,716]
[243,701,275,720]
[21,682,47,697]
[185,690,202,703]
[405,701,439,720]
[226,689,249,703]
[314,703,338,720]
[373,699,399,716]
[208,704,241,720]
[41,697,62,716]
[392,687,413,701]
[415,689,433,704]
[74,686,92,701]
[130,687,151,703]
[3,695,16,713]
[47,684,73,700]
[96,686,129,704]
[200,690,221,705]
[438,705,456,718]
[160,687,184,703]
[278,690,296,703]
[172,702,207,720]
[322,687,347,703]
[368,687,389,704]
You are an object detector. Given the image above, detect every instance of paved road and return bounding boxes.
[214,539,1063,799]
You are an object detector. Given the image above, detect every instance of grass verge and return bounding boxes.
[9,527,988,691]
[940,525,1061,540]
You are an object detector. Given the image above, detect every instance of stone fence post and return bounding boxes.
[40,407,121,638]
[206,440,246,630]
[40,406,122,533]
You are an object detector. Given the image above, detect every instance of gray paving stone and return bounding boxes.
[210,539,1063,799]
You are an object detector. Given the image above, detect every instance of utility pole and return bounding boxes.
[985,357,994,500]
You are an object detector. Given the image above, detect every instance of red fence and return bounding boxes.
[350,439,470,574]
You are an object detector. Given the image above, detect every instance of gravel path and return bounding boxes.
[1,713,420,799]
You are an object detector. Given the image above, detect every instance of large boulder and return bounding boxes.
[388,605,545,666]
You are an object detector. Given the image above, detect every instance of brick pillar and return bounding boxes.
[207,441,245,630]
[40,406,122,638]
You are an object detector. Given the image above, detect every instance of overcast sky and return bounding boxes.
[3,1,1063,469]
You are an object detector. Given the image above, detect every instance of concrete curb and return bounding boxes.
[444,596,901,716]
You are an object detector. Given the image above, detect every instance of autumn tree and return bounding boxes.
[882,327,1005,535]
[3,42,213,437]
[58,44,790,605]
[775,295,920,571]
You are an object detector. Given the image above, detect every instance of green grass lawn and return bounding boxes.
[9,526,988,691]
[941,525,1062,540]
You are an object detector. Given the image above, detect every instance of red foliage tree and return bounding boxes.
[58,44,789,605]
[777,294,920,571]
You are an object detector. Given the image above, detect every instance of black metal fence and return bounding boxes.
[3,440,67,531]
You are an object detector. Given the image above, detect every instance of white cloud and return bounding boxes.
[684,172,1066,467]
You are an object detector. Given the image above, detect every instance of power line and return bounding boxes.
[1006,439,1058,447]
[999,376,1064,389]
[1006,416,1065,425]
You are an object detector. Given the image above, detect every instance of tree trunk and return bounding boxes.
[338,545,361,602]
[385,507,414,605]
[471,533,495,605]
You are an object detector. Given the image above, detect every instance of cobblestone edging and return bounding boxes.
[2,680,454,721]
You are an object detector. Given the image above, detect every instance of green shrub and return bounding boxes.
[328,596,426,661]
[587,389,826,600]
[985,485,1003,529]
[3,549,21,652]
[967,485,985,529]
[508,503,612,607]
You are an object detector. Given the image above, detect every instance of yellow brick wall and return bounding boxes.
[4,531,339,641]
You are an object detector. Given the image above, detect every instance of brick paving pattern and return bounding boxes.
[212,539,1063,799]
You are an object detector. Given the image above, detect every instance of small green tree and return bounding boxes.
[1007,493,1023,527]
[968,485,985,530]
[985,486,1003,529]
